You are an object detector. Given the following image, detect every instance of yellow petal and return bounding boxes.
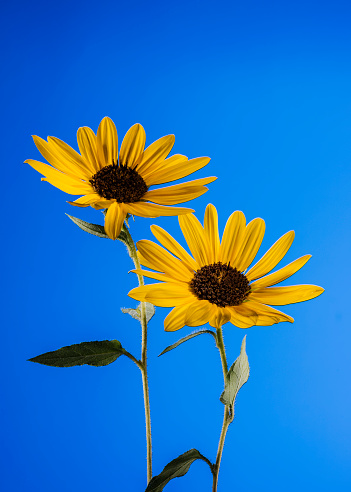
[220,211,246,264]
[251,255,312,289]
[178,214,210,267]
[25,159,92,195]
[160,176,216,190]
[77,127,101,173]
[226,306,256,328]
[47,136,95,177]
[249,285,324,305]
[164,302,197,332]
[119,123,146,168]
[209,306,231,328]
[41,177,93,195]
[204,204,220,263]
[130,269,178,283]
[246,231,295,281]
[145,156,210,186]
[91,198,114,209]
[136,135,175,176]
[137,250,162,271]
[35,159,87,183]
[185,300,212,327]
[32,136,91,180]
[68,193,101,207]
[231,304,257,317]
[128,282,194,307]
[136,240,193,282]
[150,225,198,272]
[234,218,265,271]
[96,117,118,167]
[142,187,206,205]
[142,177,216,205]
[125,202,194,218]
[237,301,294,324]
[104,202,126,240]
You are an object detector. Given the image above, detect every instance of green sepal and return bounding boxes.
[28,340,127,367]
[66,214,127,242]
[159,329,216,356]
[145,449,212,492]
[220,335,250,409]
[121,302,155,323]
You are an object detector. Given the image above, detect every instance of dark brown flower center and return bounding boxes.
[189,261,250,307]
[90,163,148,202]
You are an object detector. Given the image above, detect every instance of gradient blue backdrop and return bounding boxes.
[2,0,350,490]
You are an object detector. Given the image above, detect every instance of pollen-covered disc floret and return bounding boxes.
[90,163,148,202]
[190,262,250,307]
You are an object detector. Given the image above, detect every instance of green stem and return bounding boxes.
[123,224,152,484]
[212,327,233,492]
[215,327,228,384]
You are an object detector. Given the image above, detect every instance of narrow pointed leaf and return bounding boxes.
[220,335,250,407]
[145,449,211,492]
[28,340,126,367]
[121,302,155,323]
[159,329,216,356]
[66,214,127,241]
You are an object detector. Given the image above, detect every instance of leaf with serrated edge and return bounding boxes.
[220,335,250,407]
[121,303,155,323]
[66,214,127,241]
[28,340,126,367]
[145,449,211,492]
[159,329,216,356]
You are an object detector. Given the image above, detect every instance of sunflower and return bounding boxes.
[25,117,216,240]
[128,204,324,330]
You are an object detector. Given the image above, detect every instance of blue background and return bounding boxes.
[2,0,350,490]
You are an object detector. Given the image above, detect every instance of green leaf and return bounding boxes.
[220,335,250,408]
[28,340,126,367]
[121,302,155,323]
[159,329,216,356]
[145,449,212,492]
[66,214,127,241]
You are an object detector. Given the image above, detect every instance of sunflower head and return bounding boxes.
[25,117,216,240]
[128,204,324,331]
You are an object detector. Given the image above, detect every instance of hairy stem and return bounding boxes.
[123,224,152,483]
[212,327,233,492]
[216,327,228,384]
